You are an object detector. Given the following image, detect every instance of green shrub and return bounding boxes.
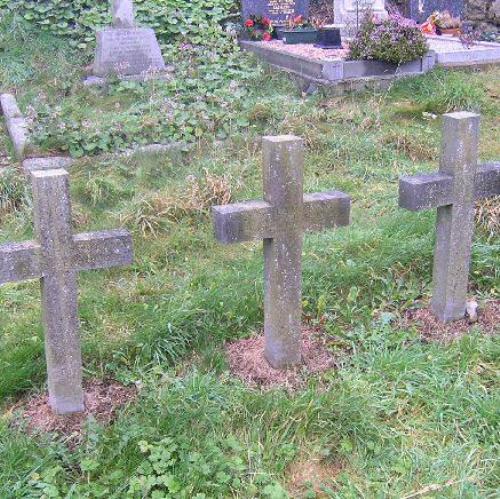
[349,12,428,64]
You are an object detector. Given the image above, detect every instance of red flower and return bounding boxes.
[262,32,273,41]
[294,15,303,24]
[262,17,271,27]
[245,19,254,28]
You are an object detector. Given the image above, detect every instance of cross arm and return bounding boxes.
[475,162,500,200]
[399,162,500,212]
[212,201,274,244]
[213,191,351,245]
[73,229,134,271]
[0,241,41,285]
[303,191,351,232]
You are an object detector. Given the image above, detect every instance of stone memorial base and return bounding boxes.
[93,27,166,78]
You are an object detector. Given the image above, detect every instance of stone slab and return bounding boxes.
[1,93,29,160]
[427,36,500,66]
[94,27,166,77]
[0,93,22,118]
[23,157,74,173]
[241,0,309,24]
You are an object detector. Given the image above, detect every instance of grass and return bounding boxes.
[0,20,499,498]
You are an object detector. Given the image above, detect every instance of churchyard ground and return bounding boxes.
[0,17,499,498]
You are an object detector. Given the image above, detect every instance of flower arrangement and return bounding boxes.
[244,15,274,41]
[421,11,462,36]
[349,12,429,65]
[285,15,315,31]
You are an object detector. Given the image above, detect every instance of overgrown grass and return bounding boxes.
[0,23,499,498]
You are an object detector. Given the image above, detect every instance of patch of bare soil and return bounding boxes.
[401,300,499,342]
[287,457,343,498]
[14,379,136,444]
[226,327,339,390]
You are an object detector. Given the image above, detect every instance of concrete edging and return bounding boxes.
[240,41,437,88]
[0,93,29,160]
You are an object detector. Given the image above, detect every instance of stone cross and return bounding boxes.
[0,167,133,414]
[213,136,351,368]
[112,0,135,28]
[399,112,500,322]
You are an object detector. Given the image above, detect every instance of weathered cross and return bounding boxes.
[0,167,134,414]
[399,112,500,322]
[213,136,351,368]
[112,0,135,28]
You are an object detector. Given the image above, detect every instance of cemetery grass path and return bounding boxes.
[0,22,499,498]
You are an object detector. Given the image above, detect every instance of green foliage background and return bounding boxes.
[0,0,240,51]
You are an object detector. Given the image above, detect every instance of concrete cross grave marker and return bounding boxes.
[213,136,351,368]
[399,112,500,322]
[0,167,134,414]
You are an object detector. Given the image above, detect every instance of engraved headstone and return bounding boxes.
[93,0,166,78]
[0,164,134,414]
[241,0,310,24]
[335,0,388,36]
[213,136,351,369]
[407,0,465,23]
[399,112,500,322]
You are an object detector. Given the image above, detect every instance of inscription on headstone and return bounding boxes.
[241,0,310,24]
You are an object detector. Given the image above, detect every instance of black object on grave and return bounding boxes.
[314,26,342,49]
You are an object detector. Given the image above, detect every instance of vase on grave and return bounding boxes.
[315,26,343,49]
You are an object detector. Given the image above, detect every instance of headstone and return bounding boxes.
[399,112,500,322]
[335,0,388,36]
[93,0,166,78]
[241,0,310,25]
[407,0,465,23]
[0,165,134,414]
[213,136,351,369]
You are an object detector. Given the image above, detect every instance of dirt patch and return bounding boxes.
[287,457,343,498]
[401,300,500,342]
[226,327,339,390]
[14,379,136,445]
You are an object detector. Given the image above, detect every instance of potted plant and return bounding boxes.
[243,15,274,41]
[280,15,319,45]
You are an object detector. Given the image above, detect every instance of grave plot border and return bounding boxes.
[0,94,30,160]
[426,36,500,67]
[240,41,437,91]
